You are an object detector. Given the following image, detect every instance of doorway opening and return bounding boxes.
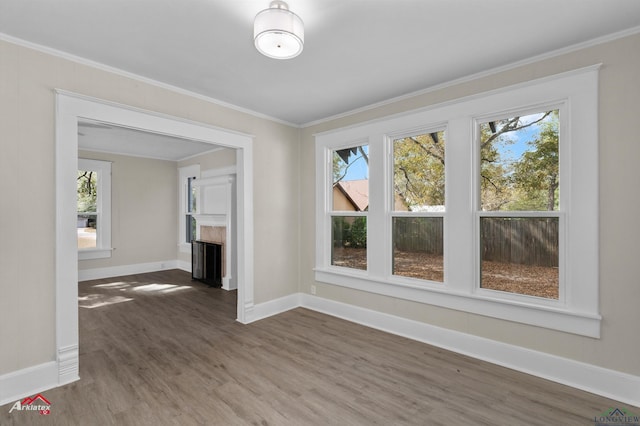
[55,91,254,386]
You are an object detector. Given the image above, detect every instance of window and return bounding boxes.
[315,66,600,337]
[331,144,369,270]
[392,130,446,282]
[477,110,560,299]
[178,164,200,252]
[186,176,197,243]
[77,158,112,260]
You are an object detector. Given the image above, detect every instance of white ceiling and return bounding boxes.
[77,120,223,161]
[2,0,640,126]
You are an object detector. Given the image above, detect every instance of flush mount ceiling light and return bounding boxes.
[254,0,304,59]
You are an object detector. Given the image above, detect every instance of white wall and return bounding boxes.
[179,147,236,171]
[0,39,300,375]
[300,33,640,377]
[78,150,178,271]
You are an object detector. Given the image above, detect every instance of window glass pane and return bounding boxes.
[393,217,443,282]
[77,214,97,249]
[332,145,369,211]
[480,217,559,299]
[187,177,197,213]
[479,110,559,211]
[77,170,97,213]
[78,169,98,250]
[393,131,445,212]
[331,216,366,270]
[186,215,197,243]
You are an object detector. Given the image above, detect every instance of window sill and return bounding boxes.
[78,248,113,260]
[314,268,601,338]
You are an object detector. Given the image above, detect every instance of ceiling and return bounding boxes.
[2,0,640,126]
[77,120,223,161]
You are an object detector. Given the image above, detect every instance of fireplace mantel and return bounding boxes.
[191,174,236,291]
[192,214,226,227]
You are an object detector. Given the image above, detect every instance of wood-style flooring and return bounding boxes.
[1,269,635,425]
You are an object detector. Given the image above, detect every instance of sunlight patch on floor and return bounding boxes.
[131,283,193,293]
[82,281,195,305]
[93,281,133,289]
[78,294,134,309]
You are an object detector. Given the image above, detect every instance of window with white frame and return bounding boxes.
[392,129,446,282]
[77,158,112,260]
[178,164,200,252]
[476,109,560,300]
[315,66,600,337]
[331,143,369,271]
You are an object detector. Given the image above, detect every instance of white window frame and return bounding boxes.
[326,140,370,273]
[178,164,200,253]
[389,126,447,284]
[473,104,565,306]
[314,66,601,337]
[77,158,112,260]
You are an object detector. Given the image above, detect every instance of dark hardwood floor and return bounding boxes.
[1,269,634,425]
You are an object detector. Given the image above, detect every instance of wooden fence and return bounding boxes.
[393,216,558,267]
[480,217,558,267]
[393,217,443,255]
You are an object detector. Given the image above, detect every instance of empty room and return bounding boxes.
[1,1,639,424]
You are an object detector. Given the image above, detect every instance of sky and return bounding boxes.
[340,145,369,181]
[493,112,550,163]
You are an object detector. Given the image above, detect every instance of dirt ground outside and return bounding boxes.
[332,247,558,299]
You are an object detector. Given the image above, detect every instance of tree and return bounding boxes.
[77,170,97,212]
[339,110,558,213]
[479,123,514,211]
[512,110,559,211]
[393,131,445,210]
[479,111,554,211]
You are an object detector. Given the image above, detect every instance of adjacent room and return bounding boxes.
[1,1,639,424]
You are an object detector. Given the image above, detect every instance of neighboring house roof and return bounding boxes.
[335,179,369,211]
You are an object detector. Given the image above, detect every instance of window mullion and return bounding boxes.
[367,135,386,277]
[445,117,475,293]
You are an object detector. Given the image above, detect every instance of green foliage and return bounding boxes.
[479,122,515,211]
[332,216,367,248]
[333,153,346,184]
[333,111,559,217]
[350,217,367,248]
[480,110,559,212]
[393,131,445,209]
[77,170,97,212]
[512,111,559,211]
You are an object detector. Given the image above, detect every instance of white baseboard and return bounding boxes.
[222,276,237,291]
[176,260,191,273]
[244,293,301,324]
[0,361,61,407]
[78,260,179,281]
[0,346,81,407]
[298,293,640,408]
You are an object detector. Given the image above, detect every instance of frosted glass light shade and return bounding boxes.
[254,1,304,59]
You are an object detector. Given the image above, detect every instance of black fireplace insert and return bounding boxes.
[191,240,222,287]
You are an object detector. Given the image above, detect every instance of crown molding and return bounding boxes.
[301,24,640,128]
[0,32,298,128]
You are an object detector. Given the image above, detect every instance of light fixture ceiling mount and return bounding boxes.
[254,0,304,60]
